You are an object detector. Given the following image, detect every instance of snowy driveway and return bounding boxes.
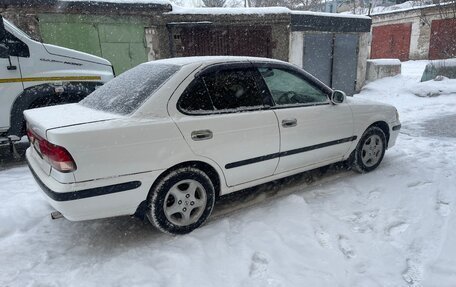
[1,61,456,287]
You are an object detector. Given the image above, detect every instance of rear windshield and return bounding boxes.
[80,63,180,115]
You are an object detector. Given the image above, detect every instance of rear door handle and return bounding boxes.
[191,130,213,141]
[282,118,297,128]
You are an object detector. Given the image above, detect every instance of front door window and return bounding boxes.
[259,67,328,106]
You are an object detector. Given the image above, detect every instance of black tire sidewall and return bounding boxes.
[354,127,386,173]
[148,168,215,235]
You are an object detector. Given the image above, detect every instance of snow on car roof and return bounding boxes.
[143,56,285,67]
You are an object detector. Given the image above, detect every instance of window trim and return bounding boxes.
[177,63,272,116]
[252,62,333,110]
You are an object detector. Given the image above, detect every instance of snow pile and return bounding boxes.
[1,61,456,286]
[364,67,456,97]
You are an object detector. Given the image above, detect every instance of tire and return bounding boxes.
[351,126,387,173]
[147,167,215,235]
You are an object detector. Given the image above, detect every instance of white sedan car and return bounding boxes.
[25,56,401,234]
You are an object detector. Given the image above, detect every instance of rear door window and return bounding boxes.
[178,67,267,114]
[204,68,264,111]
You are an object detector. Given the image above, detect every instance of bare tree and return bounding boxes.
[203,0,227,6]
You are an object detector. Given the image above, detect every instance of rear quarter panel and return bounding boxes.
[46,117,194,182]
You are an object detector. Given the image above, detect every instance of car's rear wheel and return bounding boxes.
[147,167,215,235]
[351,126,386,173]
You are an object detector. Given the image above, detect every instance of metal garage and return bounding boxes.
[39,14,149,74]
[290,12,371,96]
[167,24,273,58]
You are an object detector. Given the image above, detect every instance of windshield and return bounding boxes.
[80,63,180,115]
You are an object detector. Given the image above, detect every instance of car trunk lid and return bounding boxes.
[24,103,121,176]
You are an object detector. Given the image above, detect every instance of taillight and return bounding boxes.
[27,126,77,173]
[39,140,77,172]
[26,124,34,142]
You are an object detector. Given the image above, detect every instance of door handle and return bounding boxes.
[191,130,213,141]
[282,119,297,128]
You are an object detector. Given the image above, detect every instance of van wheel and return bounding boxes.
[352,126,386,173]
[147,167,215,235]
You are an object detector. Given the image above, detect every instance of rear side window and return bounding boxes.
[178,79,213,113]
[81,63,180,115]
[178,68,265,114]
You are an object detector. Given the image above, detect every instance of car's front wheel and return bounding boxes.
[351,126,387,173]
[147,167,215,235]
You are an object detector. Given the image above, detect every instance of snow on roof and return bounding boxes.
[60,0,171,4]
[170,5,369,18]
[169,5,290,15]
[370,1,450,16]
[291,10,371,20]
[341,0,453,16]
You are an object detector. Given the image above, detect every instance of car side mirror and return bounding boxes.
[330,90,346,104]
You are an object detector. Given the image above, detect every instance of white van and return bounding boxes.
[0,16,114,144]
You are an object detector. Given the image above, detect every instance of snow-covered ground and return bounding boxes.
[1,61,456,286]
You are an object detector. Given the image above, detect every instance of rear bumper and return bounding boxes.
[26,148,161,221]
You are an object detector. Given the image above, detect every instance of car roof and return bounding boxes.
[142,56,286,67]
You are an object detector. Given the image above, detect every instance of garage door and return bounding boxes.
[171,25,272,58]
[429,19,456,60]
[371,23,411,61]
[39,14,148,74]
[303,32,359,96]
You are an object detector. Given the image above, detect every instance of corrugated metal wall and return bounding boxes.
[371,23,411,61]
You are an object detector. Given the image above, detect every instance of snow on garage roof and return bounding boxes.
[60,0,170,3]
[169,5,290,15]
[291,10,371,19]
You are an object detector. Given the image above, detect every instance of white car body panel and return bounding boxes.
[273,102,354,174]
[25,56,401,221]
[0,55,22,132]
[171,110,280,187]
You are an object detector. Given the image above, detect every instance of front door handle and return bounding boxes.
[282,118,297,128]
[191,130,213,141]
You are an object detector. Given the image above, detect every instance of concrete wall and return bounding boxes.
[356,32,370,90]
